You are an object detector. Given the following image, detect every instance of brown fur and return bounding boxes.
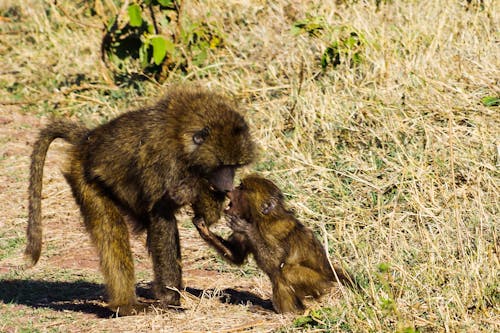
[195,175,353,313]
[25,87,255,315]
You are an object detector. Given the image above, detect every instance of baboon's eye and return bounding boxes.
[193,127,209,145]
[232,123,248,135]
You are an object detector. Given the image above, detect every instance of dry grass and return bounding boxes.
[1,0,499,332]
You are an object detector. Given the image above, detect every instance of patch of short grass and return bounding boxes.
[0,235,24,260]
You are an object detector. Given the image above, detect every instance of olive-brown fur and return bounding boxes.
[195,175,352,313]
[25,87,255,315]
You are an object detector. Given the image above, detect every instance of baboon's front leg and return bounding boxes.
[147,211,182,307]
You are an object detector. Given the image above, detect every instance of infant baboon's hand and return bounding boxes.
[193,217,210,235]
[228,215,251,234]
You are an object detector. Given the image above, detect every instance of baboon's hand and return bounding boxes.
[228,215,251,234]
[193,217,211,238]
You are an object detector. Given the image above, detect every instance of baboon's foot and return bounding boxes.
[109,301,151,316]
[152,282,182,306]
[157,289,182,308]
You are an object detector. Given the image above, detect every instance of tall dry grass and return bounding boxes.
[1,0,498,331]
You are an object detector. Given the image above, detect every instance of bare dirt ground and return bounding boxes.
[0,106,340,332]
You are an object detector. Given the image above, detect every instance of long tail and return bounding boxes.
[25,119,88,267]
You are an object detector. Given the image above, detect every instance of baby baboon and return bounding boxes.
[25,87,255,315]
[195,175,352,313]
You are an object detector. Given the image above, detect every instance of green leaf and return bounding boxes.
[209,36,221,49]
[164,38,175,54]
[128,4,143,27]
[321,45,339,69]
[380,297,396,312]
[151,36,168,65]
[157,0,174,7]
[139,43,150,68]
[377,262,391,273]
[106,16,117,31]
[481,96,500,107]
[352,52,362,64]
[346,36,359,48]
[290,25,302,35]
[293,315,314,327]
[321,52,329,69]
[291,18,324,37]
[193,48,207,66]
[147,23,155,34]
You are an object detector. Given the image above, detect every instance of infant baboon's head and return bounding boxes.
[226,175,284,221]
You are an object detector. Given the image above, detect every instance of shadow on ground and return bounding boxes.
[186,287,273,311]
[0,279,272,317]
[0,279,114,317]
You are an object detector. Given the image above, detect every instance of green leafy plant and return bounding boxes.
[293,308,351,331]
[292,18,365,70]
[321,31,364,70]
[101,0,223,82]
[181,21,223,67]
[291,16,326,37]
[377,262,391,273]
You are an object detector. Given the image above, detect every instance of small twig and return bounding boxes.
[239,85,291,94]
[0,99,43,105]
[448,112,464,258]
[0,84,117,106]
[288,58,305,116]
[71,93,110,107]
[148,4,158,34]
[59,83,119,94]
[53,1,101,29]
[0,30,36,35]
[118,0,131,23]
[0,70,20,75]
[182,320,272,333]
[320,223,350,300]
[103,0,119,15]
[174,0,183,44]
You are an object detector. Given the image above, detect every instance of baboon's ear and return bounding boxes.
[261,198,277,215]
[193,127,209,145]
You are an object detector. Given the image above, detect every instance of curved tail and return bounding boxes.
[25,119,88,267]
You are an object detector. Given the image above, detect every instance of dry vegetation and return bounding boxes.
[0,0,499,332]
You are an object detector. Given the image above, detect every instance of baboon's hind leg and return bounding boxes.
[65,169,140,315]
[272,278,305,313]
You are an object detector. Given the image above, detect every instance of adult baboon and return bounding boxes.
[25,87,255,315]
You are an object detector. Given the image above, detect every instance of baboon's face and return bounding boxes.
[187,110,255,193]
[226,183,251,220]
[226,176,283,220]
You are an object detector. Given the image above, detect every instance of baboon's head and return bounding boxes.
[226,175,284,221]
[169,88,256,193]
